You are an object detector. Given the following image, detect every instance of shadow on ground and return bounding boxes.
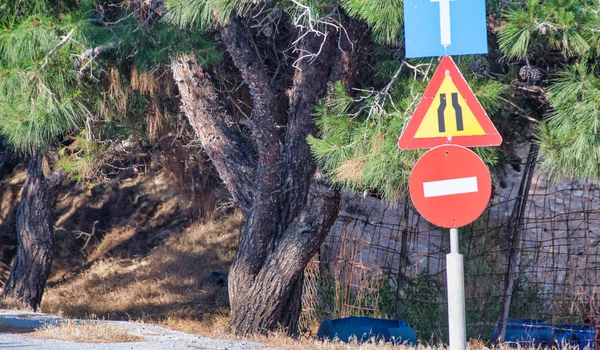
[37,213,241,329]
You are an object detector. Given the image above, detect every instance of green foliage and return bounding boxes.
[308,79,422,202]
[0,5,90,154]
[0,65,86,153]
[0,0,75,25]
[0,16,59,67]
[82,6,220,71]
[537,64,600,183]
[495,0,600,185]
[497,0,594,60]
[55,131,102,183]
[131,24,221,70]
[165,0,256,30]
[340,0,403,45]
[509,269,544,319]
[167,0,402,49]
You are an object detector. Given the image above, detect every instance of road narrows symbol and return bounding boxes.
[438,94,447,133]
[451,93,464,131]
[437,92,465,133]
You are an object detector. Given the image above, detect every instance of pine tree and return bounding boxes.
[0,0,93,310]
[497,0,600,184]
[0,0,226,310]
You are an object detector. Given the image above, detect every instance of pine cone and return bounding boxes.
[519,65,543,83]
[529,67,543,83]
[519,65,530,81]
[271,6,282,18]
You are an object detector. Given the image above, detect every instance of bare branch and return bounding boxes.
[74,42,118,79]
[73,220,100,249]
[289,1,350,68]
[219,14,282,218]
[40,28,75,71]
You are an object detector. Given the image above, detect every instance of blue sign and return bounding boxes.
[404,0,488,58]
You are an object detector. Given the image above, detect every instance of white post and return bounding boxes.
[447,228,466,350]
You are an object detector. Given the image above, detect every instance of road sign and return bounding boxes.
[409,144,491,228]
[404,0,488,58]
[398,56,502,150]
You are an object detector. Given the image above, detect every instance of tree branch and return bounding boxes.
[219,16,279,157]
[281,29,338,228]
[281,15,367,228]
[40,28,75,71]
[218,15,283,267]
[74,42,118,79]
[171,54,255,215]
[328,17,368,93]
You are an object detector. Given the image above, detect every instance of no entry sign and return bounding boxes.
[409,144,491,228]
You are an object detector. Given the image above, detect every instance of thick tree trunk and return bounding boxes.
[3,153,61,311]
[228,172,340,335]
[172,13,365,336]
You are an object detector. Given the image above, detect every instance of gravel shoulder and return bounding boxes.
[0,309,275,350]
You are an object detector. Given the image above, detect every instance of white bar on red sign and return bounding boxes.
[423,176,478,198]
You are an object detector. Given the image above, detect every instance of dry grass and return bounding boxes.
[160,313,230,335]
[85,226,137,263]
[192,330,500,350]
[39,213,242,325]
[31,320,143,343]
[0,295,33,311]
[195,331,578,350]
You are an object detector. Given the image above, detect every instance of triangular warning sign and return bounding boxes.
[398,56,502,150]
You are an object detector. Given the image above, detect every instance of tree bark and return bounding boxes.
[3,152,62,311]
[171,12,366,336]
[228,172,340,335]
[170,56,256,216]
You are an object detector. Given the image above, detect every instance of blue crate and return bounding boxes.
[317,316,418,345]
[492,319,555,347]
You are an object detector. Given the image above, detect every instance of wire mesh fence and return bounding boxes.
[301,173,600,343]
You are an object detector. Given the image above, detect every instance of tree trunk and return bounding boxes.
[3,153,61,311]
[228,172,340,335]
[171,12,365,336]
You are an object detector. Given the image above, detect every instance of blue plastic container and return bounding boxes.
[492,319,555,347]
[317,316,418,345]
[554,324,595,349]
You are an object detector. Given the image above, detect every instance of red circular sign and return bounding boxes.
[409,144,491,228]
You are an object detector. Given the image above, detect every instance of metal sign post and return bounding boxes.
[447,227,466,350]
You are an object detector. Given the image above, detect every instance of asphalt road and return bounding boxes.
[0,309,273,350]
